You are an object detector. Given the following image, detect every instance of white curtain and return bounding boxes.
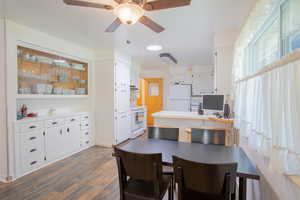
[235,59,300,176]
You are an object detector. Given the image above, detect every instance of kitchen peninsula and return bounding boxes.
[152,111,236,146]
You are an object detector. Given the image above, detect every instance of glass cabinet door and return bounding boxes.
[17,46,88,96]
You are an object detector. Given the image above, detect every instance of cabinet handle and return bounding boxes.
[52,122,58,125]
[60,130,62,135]
[85,124,88,127]
[30,149,37,153]
[85,116,88,119]
[85,132,89,135]
[71,119,76,122]
[29,136,37,140]
[86,141,90,144]
[29,125,36,129]
[67,128,70,133]
[30,161,37,165]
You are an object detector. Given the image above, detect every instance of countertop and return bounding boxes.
[15,111,89,123]
[152,111,233,123]
[131,106,146,111]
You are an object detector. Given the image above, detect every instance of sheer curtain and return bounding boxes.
[235,59,300,176]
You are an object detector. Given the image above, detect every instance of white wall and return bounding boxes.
[0,0,8,182]
[94,57,115,147]
[5,20,95,179]
[140,65,213,110]
[214,30,237,97]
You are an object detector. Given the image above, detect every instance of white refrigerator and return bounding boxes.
[167,84,191,112]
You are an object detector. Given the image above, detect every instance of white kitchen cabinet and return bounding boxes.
[115,61,130,87]
[14,112,90,179]
[64,123,81,154]
[116,112,131,144]
[45,126,65,162]
[94,53,132,146]
[191,71,214,96]
[116,86,130,113]
[19,130,45,173]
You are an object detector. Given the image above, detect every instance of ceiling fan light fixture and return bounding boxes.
[114,3,145,25]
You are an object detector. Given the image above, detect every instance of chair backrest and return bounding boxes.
[114,147,163,181]
[191,129,226,145]
[148,127,179,141]
[173,156,237,196]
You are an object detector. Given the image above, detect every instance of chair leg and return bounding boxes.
[168,178,174,200]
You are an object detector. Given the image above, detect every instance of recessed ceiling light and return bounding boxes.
[146,45,163,51]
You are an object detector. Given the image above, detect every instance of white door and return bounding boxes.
[116,112,131,144]
[45,127,65,162]
[64,123,81,154]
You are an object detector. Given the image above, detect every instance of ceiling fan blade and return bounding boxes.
[63,0,113,10]
[143,0,191,11]
[105,18,122,32]
[114,0,123,4]
[139,16,165,33]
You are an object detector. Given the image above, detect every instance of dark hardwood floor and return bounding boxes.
[0,147,119,200]
[0,146,172,200]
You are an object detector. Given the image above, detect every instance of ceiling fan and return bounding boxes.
[63,0,191,33]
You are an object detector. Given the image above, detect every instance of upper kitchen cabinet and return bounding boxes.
[17,46,88,98]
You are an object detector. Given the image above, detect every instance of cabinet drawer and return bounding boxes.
[20,131,44,157]
[19,121,44,133]
[45,119,65,128]
[80,115,89,121]
[81,138,91,147]
[82,130,90,137]
[65,116,80,125]
[21,151,44,173]
[81,120,89,130]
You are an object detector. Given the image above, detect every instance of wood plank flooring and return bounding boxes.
[0,146,172,200]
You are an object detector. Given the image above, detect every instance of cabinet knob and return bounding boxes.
[30,149,37,153]
[30,161,37,165]
[52,122,58,125]
[29,125,37,129]
[67,128,70,133]
[29,136,37,140]
[71,119,76,122]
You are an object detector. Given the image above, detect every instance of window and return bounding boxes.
[282,0,300,54]
[244,0,300,77]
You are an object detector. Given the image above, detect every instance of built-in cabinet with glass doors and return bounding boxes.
[17,46,88,97]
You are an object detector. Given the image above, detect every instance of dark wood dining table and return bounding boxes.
[118,138,260,200]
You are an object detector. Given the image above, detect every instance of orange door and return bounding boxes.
[144,78,163,126]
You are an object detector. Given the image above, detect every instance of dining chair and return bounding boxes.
[148,127,179,141]
[148,127,179,176]
[191,128,226,145]
[173,155,237,200]
[114,147,174,200]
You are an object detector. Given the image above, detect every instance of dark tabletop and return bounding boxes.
[119,138,260,180]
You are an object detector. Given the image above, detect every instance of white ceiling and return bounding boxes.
[4,0,255,69]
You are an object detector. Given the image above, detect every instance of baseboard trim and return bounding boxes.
[0,175,10,183]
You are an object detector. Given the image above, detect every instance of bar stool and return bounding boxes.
[191,129,226,145]
[148,127,179,141]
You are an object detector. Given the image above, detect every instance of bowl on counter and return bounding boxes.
[53,87,63,95]
[31,84,46,94]
[44,84,53,94]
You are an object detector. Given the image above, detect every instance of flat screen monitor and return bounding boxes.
[203,95,224,111]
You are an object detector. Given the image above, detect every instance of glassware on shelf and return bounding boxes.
[17,46,88,96]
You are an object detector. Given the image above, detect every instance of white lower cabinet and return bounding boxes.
[19,130,45,173]
[45,126,65,162]
[15,113,90,178]
[115,112,131,144]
